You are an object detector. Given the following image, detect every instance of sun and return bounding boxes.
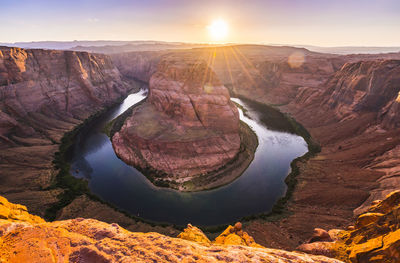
[207,19,228,41]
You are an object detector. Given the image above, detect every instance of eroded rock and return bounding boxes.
[298,190,400,262]
[112,56,241,187]
[0,196,344,263]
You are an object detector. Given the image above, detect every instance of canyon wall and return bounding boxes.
[111,51,161,83]
[314,60,400,216]
[0,47,179,236]
[112,56,244,190]
[0,46,129,145]
[321,60,400,129]
[111,46,345,105]
[250,58,400,251]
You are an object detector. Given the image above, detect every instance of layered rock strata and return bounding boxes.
[322,60,400,129]
[112,57,245,189]
[0,46,129,145]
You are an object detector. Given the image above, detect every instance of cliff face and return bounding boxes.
[111,51,161,83]
[0,46,140,222]
[112,56,241,187]
[322,60,400,129]
[0,195,343,263]
[0,46,130,144]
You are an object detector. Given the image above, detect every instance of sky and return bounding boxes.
[0,0,399,46]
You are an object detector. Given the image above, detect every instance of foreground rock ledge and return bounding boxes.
[298,190,400,262]
[111,57,256,191]
[0,195,342,263]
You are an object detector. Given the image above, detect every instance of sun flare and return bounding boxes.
[207,19,228,41]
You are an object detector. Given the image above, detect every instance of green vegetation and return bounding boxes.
[46,114,98,220]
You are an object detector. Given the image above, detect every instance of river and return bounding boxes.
[69,87,308,226]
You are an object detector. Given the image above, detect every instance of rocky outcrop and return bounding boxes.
[112,56,243,189]
[322,60,400,129]
[0,195,343,263]
[214,222,264,248]
[178,222,264,248]
[298,190,400,263]
[0,195,44,224]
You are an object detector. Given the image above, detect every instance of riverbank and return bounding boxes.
[108,102,259,191]
[44,89,144,221]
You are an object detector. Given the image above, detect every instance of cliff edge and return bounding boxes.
[0,195,342,263]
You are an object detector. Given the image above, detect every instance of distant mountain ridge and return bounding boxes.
[294,45,400,54]
[2,40,400,55]
[0,40,218,53]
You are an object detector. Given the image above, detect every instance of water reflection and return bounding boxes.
[70,89,308,226]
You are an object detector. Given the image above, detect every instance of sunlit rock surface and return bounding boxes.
[298,190,400,262]
[0,196,343,263]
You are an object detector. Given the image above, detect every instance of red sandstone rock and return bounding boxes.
[322,60,400,129]
[0,46,130,145]
[112,56,240,179]
[308,228,333,243]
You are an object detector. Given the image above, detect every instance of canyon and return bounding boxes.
[0,44,399,262]
[0,46,180,236]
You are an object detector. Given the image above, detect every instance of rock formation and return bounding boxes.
[178,222,264,248]
[298,190,400,262]
[0,46,130,145]
[322,60,400,129]
[112,56,243,189]
[294,59,400,216]
[0,195,343,263]
[0,45,129,139]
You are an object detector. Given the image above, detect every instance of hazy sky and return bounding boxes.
[1,0,399,46]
